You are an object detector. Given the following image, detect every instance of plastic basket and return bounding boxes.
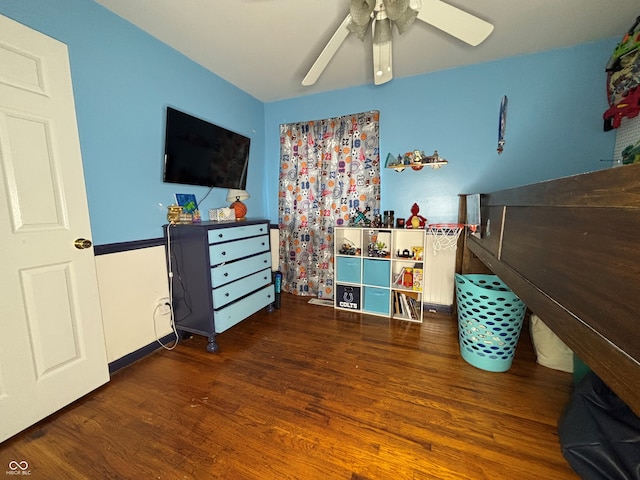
[455,274,526,372]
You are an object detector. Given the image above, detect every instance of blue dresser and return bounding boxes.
[164,220,274,352]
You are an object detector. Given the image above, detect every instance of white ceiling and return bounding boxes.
[94,0,639,102]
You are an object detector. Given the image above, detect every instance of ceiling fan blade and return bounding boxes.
[417,0,494,46]
[302,14,352,86]
[372,19,393,85]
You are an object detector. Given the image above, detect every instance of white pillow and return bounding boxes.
[530,314,573,373]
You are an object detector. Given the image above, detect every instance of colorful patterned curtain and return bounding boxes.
[278,111,380,299]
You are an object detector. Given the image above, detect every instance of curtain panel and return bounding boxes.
[278,111,380,299]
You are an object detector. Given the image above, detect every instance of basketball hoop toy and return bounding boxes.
[427,223,464,254]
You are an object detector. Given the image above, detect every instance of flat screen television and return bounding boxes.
[163,107,250,189]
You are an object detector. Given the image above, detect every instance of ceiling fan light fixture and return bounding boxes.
[384,0,418,33]
[350,0,376,26]
[347,21,370,40]
[373,17,392,43]
[392,8,418,34]
[384,0,410,19]
[302,0,494,87]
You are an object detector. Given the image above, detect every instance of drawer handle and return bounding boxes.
[224,272,229,277]
[225,293,230,297]
[264,260,268,263]
[261,242,265,246]
[221,251,226,256]
[218,233,223,238]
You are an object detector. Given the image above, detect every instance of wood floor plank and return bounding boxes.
[0,293,579,479]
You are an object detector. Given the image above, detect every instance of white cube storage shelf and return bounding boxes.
[334,226,457,322]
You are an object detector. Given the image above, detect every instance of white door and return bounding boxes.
[0,14,109,442]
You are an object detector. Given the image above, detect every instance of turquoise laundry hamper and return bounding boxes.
[455,274,527,372]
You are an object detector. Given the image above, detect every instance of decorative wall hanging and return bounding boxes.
[497,95,508,154]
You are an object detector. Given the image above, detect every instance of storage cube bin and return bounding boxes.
[363,286,390,315]
[455,274,526,372]
[336,257,361,283]
[363,258,390,287]
[336,285,361,310]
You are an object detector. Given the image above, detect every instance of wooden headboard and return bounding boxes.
[462,163,640,415]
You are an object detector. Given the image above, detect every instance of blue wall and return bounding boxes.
[265,40,617,224]
[0,0,266,245]
[1,1,618,242]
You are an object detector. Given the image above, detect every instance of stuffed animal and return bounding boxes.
[406,203,427,229]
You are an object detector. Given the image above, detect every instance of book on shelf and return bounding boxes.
[393,290,420,320]
[407,296,419,320]
[393,268,405,286]
[394,290,401,315]
[412,268,423,291]
[400,293,411,319]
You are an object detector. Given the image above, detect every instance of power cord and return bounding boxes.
[153,301,178,350]
[155,224,179,350]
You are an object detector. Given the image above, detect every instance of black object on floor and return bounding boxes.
[558,371,640,480]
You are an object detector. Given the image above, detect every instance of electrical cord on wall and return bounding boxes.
[155,223,179,350]
[153,301,178,350]
[197,186,214,206]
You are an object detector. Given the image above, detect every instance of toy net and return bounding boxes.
[427,223,464,254]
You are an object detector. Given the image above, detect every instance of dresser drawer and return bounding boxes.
[211,251,271,286]
[209,234,269,264]
[212,267,271,309]
[214,284,275,333]
[207,223,268,244]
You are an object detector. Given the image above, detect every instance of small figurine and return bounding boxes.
[622,138,640,164]
[351,206,371,226]
[339,243,357,255]
[397,248,414,258]
[406,203,427,229]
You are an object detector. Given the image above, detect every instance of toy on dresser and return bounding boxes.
[406,203,427,229]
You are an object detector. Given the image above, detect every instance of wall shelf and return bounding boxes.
[385,150,448,172]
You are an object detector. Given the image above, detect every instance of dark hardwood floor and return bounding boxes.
[0,293,578,479]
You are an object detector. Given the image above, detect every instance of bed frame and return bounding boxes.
[462,163,640,415]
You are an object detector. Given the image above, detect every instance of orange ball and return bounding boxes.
[231,200,247,219]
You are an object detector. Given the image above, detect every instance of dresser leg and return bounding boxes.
[206,335,219,353]
[178,330,193,340]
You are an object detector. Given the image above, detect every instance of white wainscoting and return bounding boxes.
[270,227,279,271]
[95,245,172,363]
[423,235,457,309]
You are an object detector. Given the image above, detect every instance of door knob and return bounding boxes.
[74,238,92,249]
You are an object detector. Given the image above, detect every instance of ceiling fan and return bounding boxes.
[302,0,494,86]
